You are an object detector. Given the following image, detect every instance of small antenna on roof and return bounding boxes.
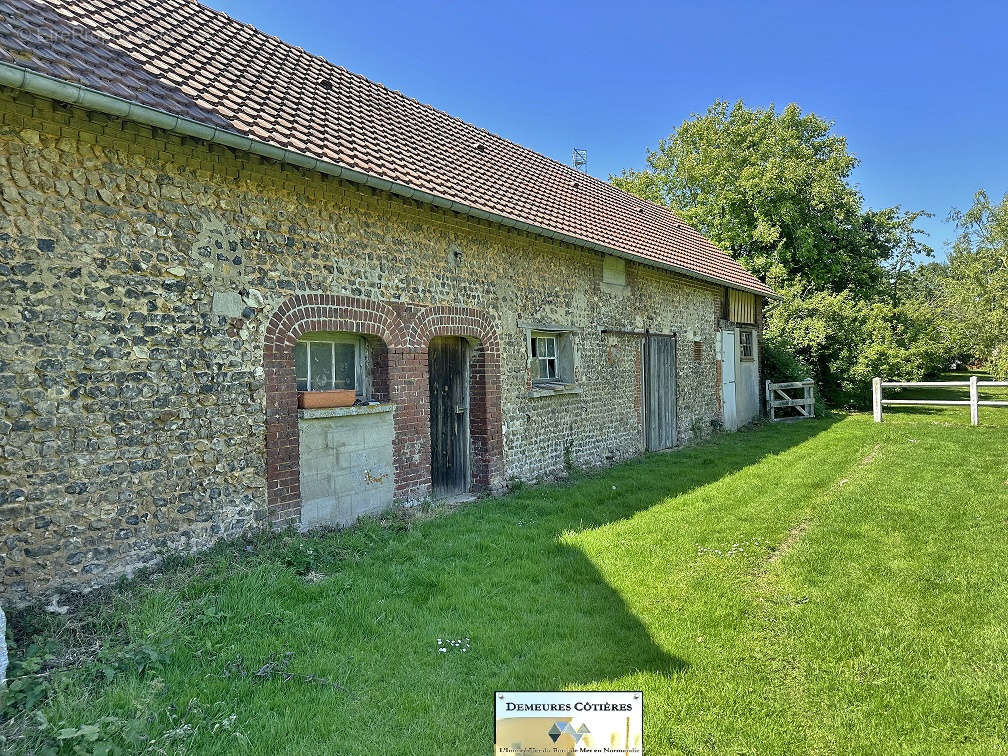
[572,148,588,173]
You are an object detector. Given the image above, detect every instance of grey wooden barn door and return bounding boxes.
[429,337,470,498]
[645,334,677,451]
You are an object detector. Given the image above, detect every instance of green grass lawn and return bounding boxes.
[3,393,1007,755]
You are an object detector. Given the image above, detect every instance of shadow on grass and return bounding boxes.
[264,415,842,694]
[6,415,842,751]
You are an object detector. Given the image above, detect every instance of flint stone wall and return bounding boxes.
[0,86,728,603]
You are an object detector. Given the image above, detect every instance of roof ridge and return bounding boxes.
[1,0,771,296]
[180,0,675,211]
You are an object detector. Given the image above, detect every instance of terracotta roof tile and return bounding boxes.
[0,0,773,296]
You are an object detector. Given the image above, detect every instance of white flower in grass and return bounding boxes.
[436,636,471,653]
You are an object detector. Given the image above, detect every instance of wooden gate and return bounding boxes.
[428,337,470,497]
[766,379,815,421]
[644,334,677,451]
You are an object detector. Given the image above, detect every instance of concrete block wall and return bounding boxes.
[297,406,395,528]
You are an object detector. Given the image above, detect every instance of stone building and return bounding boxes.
[0,0,774,603]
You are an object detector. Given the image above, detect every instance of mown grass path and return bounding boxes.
[5,401,1007,754]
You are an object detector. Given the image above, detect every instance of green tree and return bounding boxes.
[611,100,935,296]
[761,280,945,406]
[876,207,935,308]
[613,99,945,405]
[937,190,1008,377]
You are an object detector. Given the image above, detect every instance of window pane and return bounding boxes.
[309,342,333,390]
[333,342,356,390]
[740,331,753,358]
[544,337,556,357]
[295,342,309,391]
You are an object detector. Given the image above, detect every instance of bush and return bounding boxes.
[990,343,1008,380]
[764,282,950,408]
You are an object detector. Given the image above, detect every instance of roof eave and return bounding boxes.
[0,61,778,300]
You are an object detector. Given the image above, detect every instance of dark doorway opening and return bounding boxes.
[644,333,678,451]
[429,336,471,497]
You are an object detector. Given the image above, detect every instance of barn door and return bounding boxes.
[644,334,677,451]
[721,328,738,431]
[429,337,470,498]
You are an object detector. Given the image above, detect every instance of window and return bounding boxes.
[739,330,754,360]
[727,289,757,324]
[295,334,359,392]
[527,328,576,387]
[531,335,558,380]
[602,254,627,287]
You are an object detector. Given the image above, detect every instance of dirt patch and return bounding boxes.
[861,444,881,466]
[768,520,810,564]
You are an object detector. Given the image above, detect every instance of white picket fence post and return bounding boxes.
[873,376,1008,426]
[970,375,979,426]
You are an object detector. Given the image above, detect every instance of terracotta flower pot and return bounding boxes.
[298,390,357,409]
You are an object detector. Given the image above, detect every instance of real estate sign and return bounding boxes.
[494,690,643,754]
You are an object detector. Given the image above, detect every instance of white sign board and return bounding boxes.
[495,690,643,754]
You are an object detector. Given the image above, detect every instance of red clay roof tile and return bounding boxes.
[0,0,773,296]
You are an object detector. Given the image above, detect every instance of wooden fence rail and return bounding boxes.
[872,376,1008,426]
[766,379,815,422]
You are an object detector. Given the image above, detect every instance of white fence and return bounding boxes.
[766,379,815,422]
[872,376,1008,426]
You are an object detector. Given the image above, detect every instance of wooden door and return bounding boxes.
[644,334,677,451]
[428,337,470,497]
[721,328,737,431]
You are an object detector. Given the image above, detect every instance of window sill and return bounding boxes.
[298,403,396,420]
[526,383,583,399]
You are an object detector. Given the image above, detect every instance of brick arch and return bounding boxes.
[267,294,408,352]
[407,304,501,352]
[262,297,505,527]
[263,294,408,526]
[407,305,504,491]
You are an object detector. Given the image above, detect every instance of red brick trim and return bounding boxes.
[408,305,504,491]
[263,296,504,527]
[263,294,408,527]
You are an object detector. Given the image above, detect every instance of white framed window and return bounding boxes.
[295,334,360,392]
[739,330,754,361]
[531,334,558,380]
[527,328,576,386]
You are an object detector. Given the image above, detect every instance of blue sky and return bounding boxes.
[214,0,1006,256]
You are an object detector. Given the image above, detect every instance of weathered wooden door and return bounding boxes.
[721,328,738,431]
[644,334,677,451]
[428,337,470,498]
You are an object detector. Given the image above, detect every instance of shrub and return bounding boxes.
[764,282,950,408]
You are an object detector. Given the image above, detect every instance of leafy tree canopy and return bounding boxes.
[611,100,930,295]
[611,99,963,404]
[935,190,1008,376]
